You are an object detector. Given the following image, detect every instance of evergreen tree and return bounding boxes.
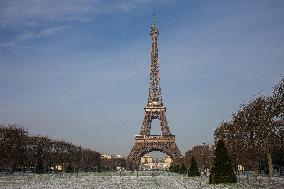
[209,140,236,184]
[189,156,200,176]
[169,164,179,173]
[179,163,188,174]
[66,163,74,173]
[35,160,44,174]
[169,163,187,174]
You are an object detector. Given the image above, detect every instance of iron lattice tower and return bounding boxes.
[128,19,182,163]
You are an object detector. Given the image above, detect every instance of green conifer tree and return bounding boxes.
[66,163,74,173]
[169,163,187,174]
[179,163,188,174]
[209,140,237,184]
[35,160,44,174]
[189,156,200,176]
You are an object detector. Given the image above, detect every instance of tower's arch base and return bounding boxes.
[128,135,182,164]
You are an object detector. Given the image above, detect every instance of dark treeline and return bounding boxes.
[214,77,284,177]
[0,124,101,174]
[101,158,136,171]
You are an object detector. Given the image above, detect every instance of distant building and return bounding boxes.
[111,154,123,158]
[161,156,172,169]
[114,154,123,158]
[101,153,124,159]
[238,164,245,171]
[101,154,112,159]
[141,154,153,164]
[140,154,172,170]
[55,165,63,171]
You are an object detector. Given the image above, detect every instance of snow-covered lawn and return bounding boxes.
[0,172,281,189]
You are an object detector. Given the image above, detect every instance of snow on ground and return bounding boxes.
[239,175,284,189]
[0,171,281,189]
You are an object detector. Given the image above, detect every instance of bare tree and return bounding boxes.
[215,88,283,177]
[191,144,214,171]
[0,124,28,173]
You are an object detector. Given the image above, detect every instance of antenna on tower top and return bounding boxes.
[153,13,157,26]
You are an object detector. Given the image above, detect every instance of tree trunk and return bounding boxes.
[10,161,14,174]
[267,152,273,178]
[253,164,259,178]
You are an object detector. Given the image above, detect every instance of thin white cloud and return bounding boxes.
[17,26,69,42]
[0,0,171,27]
[0,0,93,27]
[0,25,70,46]
[0,0,173,46]
[0,0,172,45]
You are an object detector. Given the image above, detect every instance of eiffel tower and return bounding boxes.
[128,18,182,163]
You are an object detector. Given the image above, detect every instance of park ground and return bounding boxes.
[0,171,283,189]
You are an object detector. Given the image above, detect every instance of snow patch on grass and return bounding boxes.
[0,172,270,189]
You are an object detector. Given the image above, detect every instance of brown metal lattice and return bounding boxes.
[128,21,182,163]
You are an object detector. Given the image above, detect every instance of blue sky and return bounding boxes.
[0,0,284,156]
